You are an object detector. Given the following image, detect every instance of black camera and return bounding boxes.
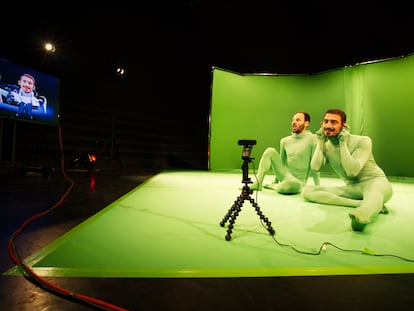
[238,139,256,146]
[238,139,256,160]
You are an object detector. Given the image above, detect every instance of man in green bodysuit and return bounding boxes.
[250,111,320,194]
[302,109,393,231]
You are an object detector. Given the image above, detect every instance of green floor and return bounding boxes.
[5,170,414,278]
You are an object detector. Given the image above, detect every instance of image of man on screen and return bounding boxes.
[6,73,47,119]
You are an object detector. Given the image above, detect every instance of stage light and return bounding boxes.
[115,66,125,76]
[44,42,56,53]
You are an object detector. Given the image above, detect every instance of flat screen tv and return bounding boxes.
[0,58,60,126]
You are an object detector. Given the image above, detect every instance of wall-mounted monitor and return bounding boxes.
[0,58,60,126]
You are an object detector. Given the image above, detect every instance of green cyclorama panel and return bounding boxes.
[209,54,414,177]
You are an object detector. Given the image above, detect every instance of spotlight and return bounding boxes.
[115,66,126,76]
[44,42,56,53]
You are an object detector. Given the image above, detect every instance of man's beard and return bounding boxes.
[292,124,304,134]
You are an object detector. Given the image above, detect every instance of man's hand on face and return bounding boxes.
[315,127,327,141]
[338,127,350,143]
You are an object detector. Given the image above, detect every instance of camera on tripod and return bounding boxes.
[237,139,256,184]
[219,138,275,241]
[238,139,256,160]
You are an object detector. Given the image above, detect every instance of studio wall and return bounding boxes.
[209,53,414,177]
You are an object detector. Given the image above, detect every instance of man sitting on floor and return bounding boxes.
[302,108,393,232]
[250,111,320,194]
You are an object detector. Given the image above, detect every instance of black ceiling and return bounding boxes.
[1,1,413,103]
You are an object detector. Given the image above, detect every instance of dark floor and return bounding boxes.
[2,167,414,311]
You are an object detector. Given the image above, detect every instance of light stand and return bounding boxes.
[219,140,275,241]
[97,115,122,168]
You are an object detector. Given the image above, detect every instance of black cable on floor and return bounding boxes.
[259,215,414,262]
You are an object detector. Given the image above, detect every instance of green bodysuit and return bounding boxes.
[302,129,393,229]
[251,130,320,194]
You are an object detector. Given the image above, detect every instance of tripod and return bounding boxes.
[219,152,275,241]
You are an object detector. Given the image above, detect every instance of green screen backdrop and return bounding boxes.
[209,53,414,177]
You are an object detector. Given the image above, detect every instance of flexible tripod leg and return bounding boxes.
[248,196,275,236]
[219,194,245,241]
[220,191,275,241]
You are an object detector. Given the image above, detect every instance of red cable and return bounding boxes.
[7,125,130,311]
